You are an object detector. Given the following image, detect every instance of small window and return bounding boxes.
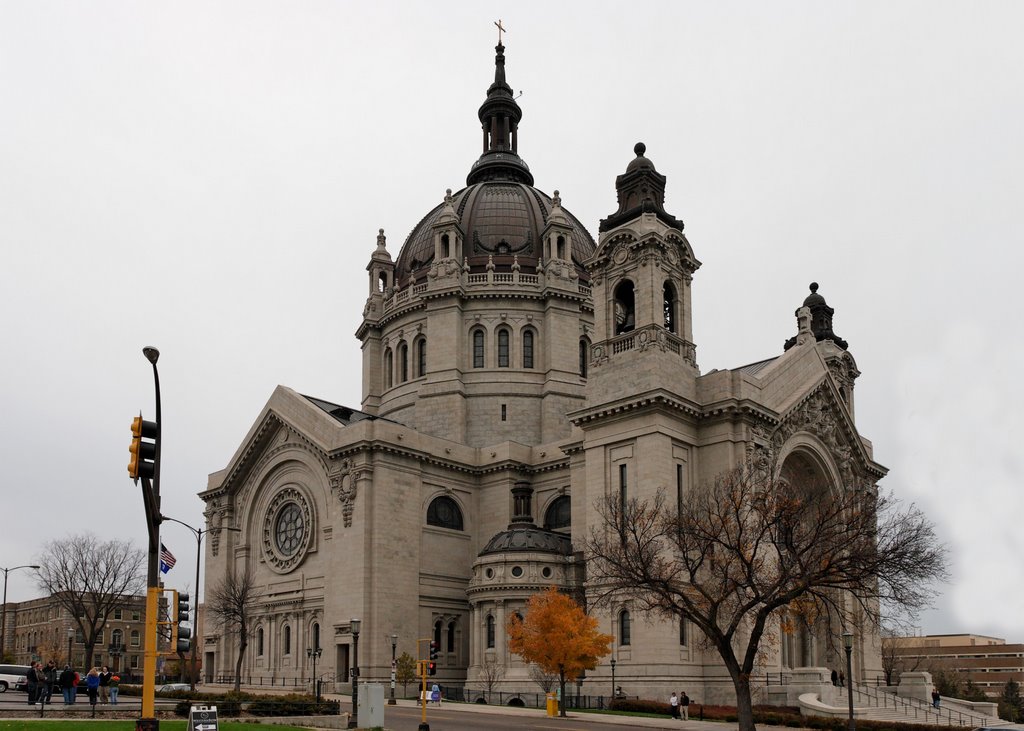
[417,338,427,378]
[619,610,631,646]
[614,280,636,334]
[542,567,552,578]
[130,655,139,669]
[399,343,409,383]
[447,621,456,653]
[312,623,320,651]
[257,627,264,656]
[427,496,464,531]
[112,629,123,649]
[664,281,677,333]
[497,329,510,368]
[544,495,571,530]
[130,630,140,648]
[133,611,140,622]
[114,609,123,620]
[486,615,495,648]
[284,625,292,655]
[579,339,589,378]
[522,329,534,369]
[511,566,524,578]
[679,617,688,646]
[384,349,394,389]
[472,330,485,368]
[434,620,442,648]
[441,233,450,258]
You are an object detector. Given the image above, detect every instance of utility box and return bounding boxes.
[546,692,557,717]
[359,683,385,727]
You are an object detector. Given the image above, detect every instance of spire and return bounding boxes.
[466,43,534,185]
[784,282,849,351]
[599,142,684,233]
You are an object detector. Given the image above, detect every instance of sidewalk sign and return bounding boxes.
[187,704,219,731]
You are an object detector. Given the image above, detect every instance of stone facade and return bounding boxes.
[201,43,886,705]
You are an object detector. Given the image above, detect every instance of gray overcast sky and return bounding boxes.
[2,2,1021,642]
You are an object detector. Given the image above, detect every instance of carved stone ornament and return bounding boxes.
[329,460,358,528]
[261,487,313,574]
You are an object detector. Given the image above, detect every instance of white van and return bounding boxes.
[0,664,31,692]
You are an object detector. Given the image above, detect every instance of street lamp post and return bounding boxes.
[307,646,323,703]
[161,515,241,691]
[1,564,40,661]
[843,631,855,731]
[610,658,616,704]
[389,633,397,705]
[67,629,75,667]
[347,619,361,729]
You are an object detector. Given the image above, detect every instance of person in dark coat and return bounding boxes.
[59,665,75,705]
[26,662,39,704]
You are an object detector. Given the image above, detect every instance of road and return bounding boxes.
[373,703,681,730]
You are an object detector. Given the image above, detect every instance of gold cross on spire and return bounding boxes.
[495,19,506,45]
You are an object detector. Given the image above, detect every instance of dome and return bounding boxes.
[479,526,572,556]
[802,281,827,307]
[394,182,596,283]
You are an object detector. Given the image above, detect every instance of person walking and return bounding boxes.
[86,667,100,707]
[109,674,120,704]
[70,668,80,704]
[838,670,845,688]
[681,691,690,720]
[42,660,57,704]
[59,665,75,705]
[26,662,40,704]
[831,669,839,686]
[932,687,941,709]
[99,666,111,703]
[669,691,681,719]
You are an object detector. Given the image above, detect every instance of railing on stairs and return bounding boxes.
[849,681,995,727]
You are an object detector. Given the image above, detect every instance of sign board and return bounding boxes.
[187,704,219,731]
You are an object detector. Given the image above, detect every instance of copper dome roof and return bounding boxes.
[394,182,596,283]
[479,525,573,556]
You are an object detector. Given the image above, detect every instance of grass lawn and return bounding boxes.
[0,723,313,731]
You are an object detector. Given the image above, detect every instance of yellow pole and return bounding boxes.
[141,585,160,718]
[421,660,428,725]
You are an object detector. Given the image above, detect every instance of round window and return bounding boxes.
[275,503,305,556]
[485,568,494,579]
[542,567,552,578]
[511,566,524,578]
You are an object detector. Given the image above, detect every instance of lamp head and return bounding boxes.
[842,630,854,649]
[29,565,41,569]
[143,346,160,365]
[350,618,361,635]
[391,633,398,642]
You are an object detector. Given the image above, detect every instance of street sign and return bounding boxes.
[187,704,219,731]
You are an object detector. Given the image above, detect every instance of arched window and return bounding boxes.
[312,623,320,651]
[497,328,510,368]
[472,329,485,368]
[433,619,442,649]
[447,621,456,653]
[257,627,264,656]
[486,615,495,649]
[384,349,393,389]
[284,625,292,655]
[544,495,571,530]
[556,235,566,260]
[416,337,427,378]
[522,329,535,369]
[441,233,450,258]
[663,281,677,333]
[398,342,409,383]
[579,338,589,378]
[377,271,388,293]
[619,610,632,646]
[426,496,464,531]
[614,280,636,335]
[679,617,687,646]
[112,629,123,650]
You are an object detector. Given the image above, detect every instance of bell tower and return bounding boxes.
[584,143,701,404]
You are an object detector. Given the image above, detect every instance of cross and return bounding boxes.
[495,19,506,44]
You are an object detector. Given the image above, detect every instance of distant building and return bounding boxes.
[891,634,1024,696]
[4,593,149,674]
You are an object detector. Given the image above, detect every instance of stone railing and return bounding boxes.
[591,324,697,368]
[382,269,592,313]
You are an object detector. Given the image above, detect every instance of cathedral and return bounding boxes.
[200,41,886,704]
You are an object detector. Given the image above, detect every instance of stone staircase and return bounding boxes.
[801,681,1009,727]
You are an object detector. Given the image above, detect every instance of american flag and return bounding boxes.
[159,543,177,574]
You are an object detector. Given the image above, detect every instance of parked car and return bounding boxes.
[158,683,191,693]
[0,664,31,693]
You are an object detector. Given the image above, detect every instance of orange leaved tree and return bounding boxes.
[507,588,612,717]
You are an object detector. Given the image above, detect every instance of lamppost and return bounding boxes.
[347,618,361,729]
[67,629,75,667]
[389,633,398,705]
[161,514,241,690]
[843,631,855,731]
[1,564,40,661]
[307,646,323,703]
[610,658,616,702]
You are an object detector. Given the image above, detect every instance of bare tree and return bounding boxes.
[479,655,505,696]
[35,533,146,669]
[529,663,558,692]
[586,462,946,731]
[206,566,260,692]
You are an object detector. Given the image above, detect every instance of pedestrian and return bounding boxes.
[831,669,839,686]
[26,661,40,704]
[838,670,845,688]
[109,674,120,704]
[59,665,75,705]
[71,668,80,704]
[42,660,57,704]
[86,667,100,706]
[681,691,690,720]
[932,687,941,709]
[669,691,680,719]
[99,666,111,703]
[431,681,441,705]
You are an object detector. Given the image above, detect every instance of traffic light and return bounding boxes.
[428,662,436,676]
[428,640,438,675]
[175,591,191,653]
[128,414,158,480]
[429,640,438,661]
